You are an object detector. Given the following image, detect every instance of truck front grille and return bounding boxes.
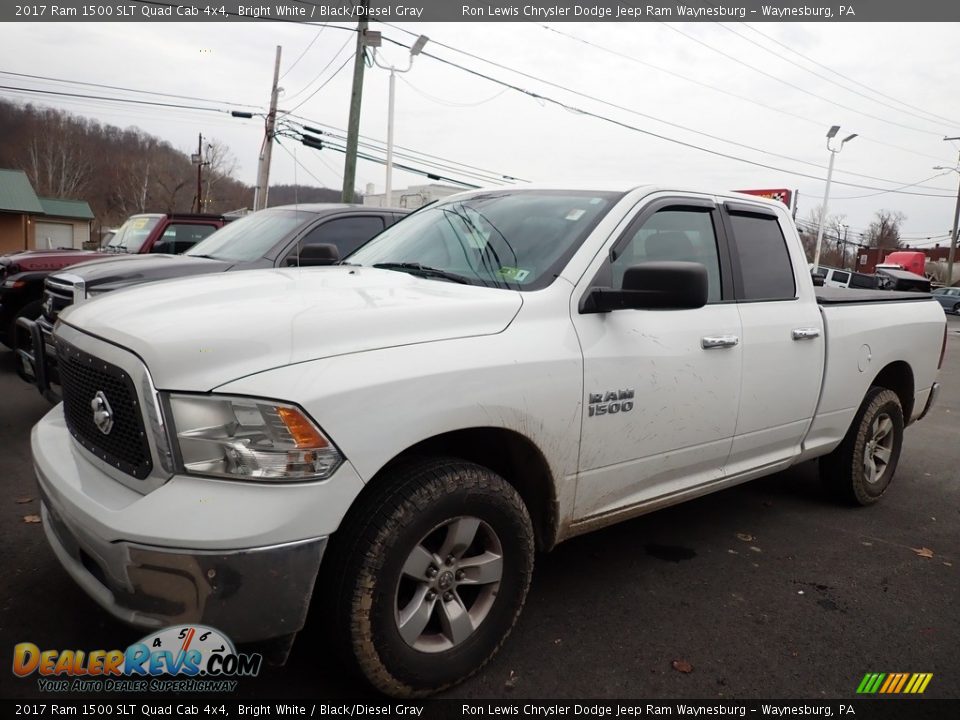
[43,277,75,323]
[57,338,152,479]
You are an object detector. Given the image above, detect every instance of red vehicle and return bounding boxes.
[879,250,927,278]
[0,212,228,348]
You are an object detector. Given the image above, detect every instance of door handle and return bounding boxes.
[701,335,739,349]
[792,327,821,340]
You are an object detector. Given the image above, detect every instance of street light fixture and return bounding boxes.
[373,35,429,206]
[813,126,857,271]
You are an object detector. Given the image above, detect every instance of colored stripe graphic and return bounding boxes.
[857,672,932,694]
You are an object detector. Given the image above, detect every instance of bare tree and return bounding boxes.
[799,205,847,267]
[201,138,239,212]
[24,110,93,198]
[865,210,906,250]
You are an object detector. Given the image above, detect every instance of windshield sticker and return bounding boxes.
[565,209,586,221]
[496,267,531,282]
[130,219,148,230]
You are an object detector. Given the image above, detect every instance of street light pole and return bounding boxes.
[374,35,428,207]
[937,136,960,286]
[814,125,857,272]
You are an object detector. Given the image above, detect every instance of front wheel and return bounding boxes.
[326,459,535,697]
[952,301,960,315]
[820,387,904,506]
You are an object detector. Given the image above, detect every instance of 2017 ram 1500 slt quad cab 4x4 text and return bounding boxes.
[31,187,946,696]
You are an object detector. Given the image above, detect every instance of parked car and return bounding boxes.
[31,186,946,696]
[932,286,960,314]
[0,212,230,349]
[808,265,877,290]
[17,204,407,401]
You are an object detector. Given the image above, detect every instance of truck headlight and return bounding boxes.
[166,394,342,482]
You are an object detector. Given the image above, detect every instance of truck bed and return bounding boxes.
[815,287,933,305]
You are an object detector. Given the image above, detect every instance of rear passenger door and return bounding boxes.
[720,201,824,475]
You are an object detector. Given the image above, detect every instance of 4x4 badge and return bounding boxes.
[91,391,114,435]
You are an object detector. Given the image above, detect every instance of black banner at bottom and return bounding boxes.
[2,699,957,720]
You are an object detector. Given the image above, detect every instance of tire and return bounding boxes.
[820,387,904,506]
[953,301,960,315]
[4,299,42,351]
[325,458,534,697]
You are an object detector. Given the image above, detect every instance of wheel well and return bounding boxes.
[373,428,559,552]
[870,361,914,421]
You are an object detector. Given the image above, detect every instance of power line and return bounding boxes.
[398,76,509,108]
[381,25,954,192]
[0,70,261,109]
[285,122,510,186]
[536,24,954,178]
[282,33,354,103]
[831,172,953,200]
[737,23,960,128]
[279,25,327,80]
[286,114,529,182]
[660,23,943,138]
[0,84,246,115]
[378,34,955,198]
[712,23,953,131]
[281,53,354,116]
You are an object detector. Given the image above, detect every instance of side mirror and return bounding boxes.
[811,269,826,287]
[581,261,708,313]
[294,243,340,267]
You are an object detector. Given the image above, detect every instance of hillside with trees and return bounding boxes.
[0,100,344,230]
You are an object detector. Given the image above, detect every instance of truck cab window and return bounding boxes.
[728,211,796,301]
[612,208,722,302]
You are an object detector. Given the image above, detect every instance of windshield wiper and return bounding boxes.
[372,262,473,285]
[188,254,219,260]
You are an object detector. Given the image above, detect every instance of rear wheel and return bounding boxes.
[820,387,904,506]
[326,458,534,697]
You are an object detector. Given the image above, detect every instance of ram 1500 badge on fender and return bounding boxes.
[31,186,946,697]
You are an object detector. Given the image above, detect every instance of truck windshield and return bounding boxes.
[347,190,620,290]
[184,209,310,262]
[105,216,162,254]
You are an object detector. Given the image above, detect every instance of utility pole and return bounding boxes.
[194,133,203,213]
[342,16,369,204]
[191,133,209,213]
[944,137,960,286]
[254,45,282,211]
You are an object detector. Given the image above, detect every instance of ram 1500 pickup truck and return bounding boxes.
[31,186,946,697]
[18,204,406,402]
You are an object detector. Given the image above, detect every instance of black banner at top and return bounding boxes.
[3,1,959,23]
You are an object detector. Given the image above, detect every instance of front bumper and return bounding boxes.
[31,407,354,644]
[15,315,60,403]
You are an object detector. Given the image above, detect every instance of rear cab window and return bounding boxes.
[723,203,797,301]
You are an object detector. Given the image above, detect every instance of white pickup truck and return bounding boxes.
[31,186,946,696]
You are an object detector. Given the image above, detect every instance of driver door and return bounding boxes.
[570,198,743,521]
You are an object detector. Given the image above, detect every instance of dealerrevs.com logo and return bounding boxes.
[13,625,261,693]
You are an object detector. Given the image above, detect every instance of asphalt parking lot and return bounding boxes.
[1,316,957,701]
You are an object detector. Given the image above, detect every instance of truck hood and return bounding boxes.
[60,266,523,391]
[59,253,230,287]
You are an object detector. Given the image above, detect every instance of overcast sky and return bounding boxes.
[3,20,960,246]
